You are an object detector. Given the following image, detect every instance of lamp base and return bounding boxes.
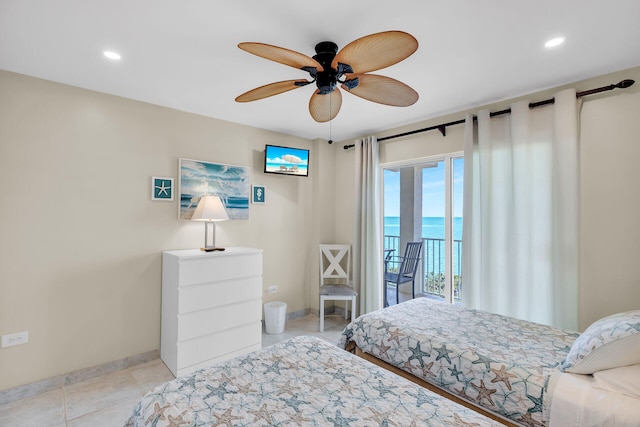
[201,247,225,252]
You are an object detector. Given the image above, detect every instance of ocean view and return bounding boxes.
[384,216,463,241]
[384,216,463,278]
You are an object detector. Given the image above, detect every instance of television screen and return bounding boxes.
[264,145,309,177]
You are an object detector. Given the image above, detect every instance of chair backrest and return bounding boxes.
[399,241,422,277]
[319,244,351,286]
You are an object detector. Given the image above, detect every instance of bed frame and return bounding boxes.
[346,341,519,427]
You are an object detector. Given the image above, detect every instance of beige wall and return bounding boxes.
[2,65,639,391]
[333,66,640,332]
[0,70,334,391]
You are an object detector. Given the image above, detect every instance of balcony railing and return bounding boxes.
[384,235,462,301]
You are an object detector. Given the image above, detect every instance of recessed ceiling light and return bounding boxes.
[545,37,565,48]
[103,50,121,60]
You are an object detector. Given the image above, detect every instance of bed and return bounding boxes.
[126,335,503,426]
[339,298,640,427]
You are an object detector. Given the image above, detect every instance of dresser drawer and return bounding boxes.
[177,299,262,341]
[178,276,261,313]
[176,321,262,370]
[178,252,262,286]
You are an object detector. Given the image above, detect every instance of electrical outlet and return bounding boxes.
[266,286,277,294]
[1,331,29,348]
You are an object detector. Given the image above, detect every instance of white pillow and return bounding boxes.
[592,364,640,399]
[560,310,640,374]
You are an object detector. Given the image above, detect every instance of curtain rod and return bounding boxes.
[343,79,635,150]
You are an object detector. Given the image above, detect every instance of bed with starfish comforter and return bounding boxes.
[126,335,502,427]
[339,298,579,427]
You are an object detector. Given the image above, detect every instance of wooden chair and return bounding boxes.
[319,244,357,332]
[384,241,423,307]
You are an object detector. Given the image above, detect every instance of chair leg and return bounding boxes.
[383,281,388,307]
[344,300,348,320]
[396,283,400,306]
[351,296,356,322]
[320,297,325,333]
[412,280,415,299]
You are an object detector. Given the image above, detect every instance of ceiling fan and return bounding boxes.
[235,31,419,122]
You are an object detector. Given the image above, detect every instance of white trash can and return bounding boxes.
[264,301,287,334]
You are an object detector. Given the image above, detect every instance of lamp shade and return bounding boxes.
[191,195,229,222]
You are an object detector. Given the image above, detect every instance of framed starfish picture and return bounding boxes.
[152,176,174,201]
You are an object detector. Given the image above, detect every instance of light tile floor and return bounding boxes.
[0,313,349,427]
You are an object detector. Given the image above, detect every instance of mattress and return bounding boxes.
[340,298,579,426]
[125,335,503,426]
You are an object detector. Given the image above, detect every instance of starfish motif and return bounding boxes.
[408,341,431,368]
[517,412,545,427]
[387,328,404,345]
[262,359,283,375]
[327,409,358,426]
[247,403,273,424]
[434,344,453,364]
[363,407,390,425]
[204,382,233,401]
[376,342,392,358]
[448,364,464,381]
[166,413,189,427]
[490,365,518,391]
[471,380,497,406]
[287,410,313,425]
[408,388,437,407]
[275,379,300,396]
[209,407,242,427]
[155,180,170,196]
[527,390,544,413]
[421,361,436,378]
[452,413,483,427]
[279,393,310,412]
[144,402,169,425]
[373,379,398,397]
[471,352,493,372]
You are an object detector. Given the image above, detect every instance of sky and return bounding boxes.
[384,157,464,217]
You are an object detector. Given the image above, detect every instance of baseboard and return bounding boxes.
[0,349,159,406]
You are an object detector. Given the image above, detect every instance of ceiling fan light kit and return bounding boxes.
[235,31,419,122]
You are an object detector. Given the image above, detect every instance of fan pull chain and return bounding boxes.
[328,92,333,144]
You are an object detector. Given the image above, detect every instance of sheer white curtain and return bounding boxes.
[353,136,383,314]
[462,89,579,330]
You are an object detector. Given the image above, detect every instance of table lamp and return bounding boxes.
[190,195,229,251]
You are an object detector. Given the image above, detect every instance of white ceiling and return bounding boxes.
[2,1,640,142]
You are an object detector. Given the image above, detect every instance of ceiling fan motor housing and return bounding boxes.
[313,41,342,94]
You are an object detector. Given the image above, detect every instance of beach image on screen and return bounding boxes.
[265,145,309,176]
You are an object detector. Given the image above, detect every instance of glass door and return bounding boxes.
[382,154,463,304]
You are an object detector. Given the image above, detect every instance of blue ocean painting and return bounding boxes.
[179,158,250,220]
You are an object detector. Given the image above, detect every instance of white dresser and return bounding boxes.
[161,247,263,377]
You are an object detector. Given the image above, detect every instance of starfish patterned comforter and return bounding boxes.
[339,298,579,427]
[126,335,502,426]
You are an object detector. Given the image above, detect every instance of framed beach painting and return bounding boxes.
[178,158,250,220]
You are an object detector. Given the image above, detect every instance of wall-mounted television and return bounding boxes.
[264,144,309,177]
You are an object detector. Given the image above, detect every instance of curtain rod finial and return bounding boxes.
[617,79,635,89]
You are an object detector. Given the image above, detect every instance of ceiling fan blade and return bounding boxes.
[235,79,310,102]
[332,31,418,74]
[309,88,342,122]
[342,74,419,106]
[238,42,323,71]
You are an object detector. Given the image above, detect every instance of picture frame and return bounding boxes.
[252,185,266,204]
[178,158,250,220]
[151,176,174,201]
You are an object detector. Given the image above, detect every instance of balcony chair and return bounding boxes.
[319,244,357,333]
[384,241,423,307]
